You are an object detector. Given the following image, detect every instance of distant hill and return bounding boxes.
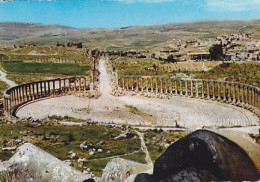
[0,20,260,51]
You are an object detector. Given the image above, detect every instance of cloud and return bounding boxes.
[205,0,260,12]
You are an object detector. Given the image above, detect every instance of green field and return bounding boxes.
[2,62,90,76]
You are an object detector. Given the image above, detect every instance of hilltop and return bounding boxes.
[0,20,260,51]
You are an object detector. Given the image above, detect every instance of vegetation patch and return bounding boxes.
[125,105,156,124]
[121,150,147,164]
[0,80,9,100]
[195,62,260,87]
[2,62,90,76]
[0,122,141,177]
[5,73,65,85]
[144,129,188,162]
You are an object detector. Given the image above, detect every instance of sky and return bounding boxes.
[0,0,259,28]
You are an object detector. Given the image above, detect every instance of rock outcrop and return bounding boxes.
[101,158,152,182]
[0,143,91,182]
[135,130,259,182]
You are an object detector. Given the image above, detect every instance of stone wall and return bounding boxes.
[116,74,260,118]
[3,76,91,117]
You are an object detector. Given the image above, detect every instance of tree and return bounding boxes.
[209,44,223,60]
[166,54,177,63]
[77,42,83,48]
[153,64,158,75]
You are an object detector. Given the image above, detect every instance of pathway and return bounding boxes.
[135,130,153,167]
[0,69,17,88]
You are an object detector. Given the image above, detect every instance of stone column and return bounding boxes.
[3,97,6,112]
[245,86,248,105]
[140,76,144,92]
[131,76,134,91]
[156,77,158,94]
[201,81,204,98]
[151,77,154,92]
[28,83,32,100]
[20,86,24,102]
[32,83,35,100]
[53,80,56,95]
[126,77,129,91]
[223,83,227,101]
[74,79,77,92]
[206,81,210,99]
[9,92,13,108]
[36,82,39,99]
[228,83,232,103]
[25,85,28,101]
[84,78,87,91]
[16,88,20,104]
[232,84,236,104]
[190,80,193,97]
[160,77,163,94]
[255,88,259,108]
[78,78,81,92]
[58,79,61,93]
[44,81,47,96]
[14,89,18,105]
[217,82,221,100]
[236,84,241,105]
[169,78,172,94]
[165,78,168,94]
[252,87,255,107]
[196,80,199,98]
[179,80,183,96]
[21,86,24,102]
[248,87,252,106]
[15,88,18,105]
[48,81,51,95]
[146,78,148,92]
[175,80,177,95]
[68,79,71,92]
[39,82,42,96]
[122,77,125,91]
[185,80,188,96]
[19,86,23,103]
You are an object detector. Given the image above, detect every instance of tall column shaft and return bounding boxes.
[185,80,188,96]
[228,84,232,102]
[201,81,204,98]
[207,81,210,99]
[196,81,199,98]
[190,80,193,97]
[217,82,220,100]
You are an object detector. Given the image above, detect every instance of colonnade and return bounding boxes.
[35,59,87,64]
[117,75,260,117]
[3,76,90,117]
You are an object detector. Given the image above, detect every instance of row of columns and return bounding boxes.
[4,76,90,117]
[35,59,86,64]
[119,76,260,110]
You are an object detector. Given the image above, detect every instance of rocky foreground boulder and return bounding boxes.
[101,158,152,182]
[0,143,92,182]
[135,130,259,182]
